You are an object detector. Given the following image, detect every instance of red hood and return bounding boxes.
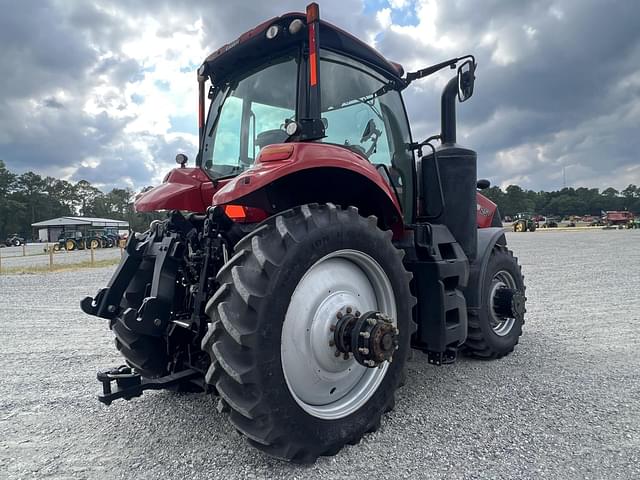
[135,168,219,213]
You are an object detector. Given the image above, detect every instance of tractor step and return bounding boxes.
[96,366,201,405]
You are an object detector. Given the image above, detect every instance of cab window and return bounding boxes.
[319,50,415,219]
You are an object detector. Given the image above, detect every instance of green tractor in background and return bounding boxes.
[57,231,88,251]
[512,213,537,232]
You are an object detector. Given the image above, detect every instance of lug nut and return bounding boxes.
[358,347,369,355]
[153,318,162,327]
[359,331,370,339]
[355,310,361,317]
[334,350,341,357]
[336,311,343,319]
[343,353,350,360]
[107,305,116,313]
[394,328,400,335]
[329,340,335,347]
[329,324,336,332]
[346,306,352,314]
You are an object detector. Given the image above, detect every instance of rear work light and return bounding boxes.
[257,144,294,162]
[224,204,269,223]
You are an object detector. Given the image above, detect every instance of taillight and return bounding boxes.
[257,144,294,163]
[224,204,269,223]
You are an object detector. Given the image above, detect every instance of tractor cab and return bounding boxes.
[194,8,416,220]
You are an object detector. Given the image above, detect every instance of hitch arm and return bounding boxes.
[97,366,201,405]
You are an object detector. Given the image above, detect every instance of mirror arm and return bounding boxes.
[404,58,459,87]
[402,54,475,89]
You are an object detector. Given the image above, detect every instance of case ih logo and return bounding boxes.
[477,204,491,217]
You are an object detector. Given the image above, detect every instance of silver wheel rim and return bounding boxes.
[281,249,397,420]
[489,270,517,336]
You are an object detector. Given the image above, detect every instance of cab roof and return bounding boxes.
[200,12,404,83]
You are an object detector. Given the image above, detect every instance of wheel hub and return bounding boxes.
[333,310,399,368]
[281,249,397,419]
[493,287,525,321]
[488,269,524,336]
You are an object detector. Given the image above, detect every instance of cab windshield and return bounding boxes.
[200,55,298,179]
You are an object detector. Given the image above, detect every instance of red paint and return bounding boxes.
[135,168,221,213]
[212,142,403,226]
[476,192,497,228]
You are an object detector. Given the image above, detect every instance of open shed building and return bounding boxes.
[31,217,130,243]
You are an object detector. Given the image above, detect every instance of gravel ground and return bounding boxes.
[1,229,638,479]
[0,245,121,270]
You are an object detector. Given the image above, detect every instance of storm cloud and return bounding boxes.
[0,0,638,191]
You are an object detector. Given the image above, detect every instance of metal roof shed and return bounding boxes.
[31,217,129,242]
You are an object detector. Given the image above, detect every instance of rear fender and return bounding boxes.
[212,143,404,237]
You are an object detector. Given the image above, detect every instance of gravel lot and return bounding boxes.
[1,229,639,479]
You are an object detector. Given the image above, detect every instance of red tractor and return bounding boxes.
[82,4,526,463]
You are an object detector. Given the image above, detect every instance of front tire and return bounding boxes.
[202,204,414,462]
[463,245,525,359]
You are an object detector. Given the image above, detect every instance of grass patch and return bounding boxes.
[0,257,121,275]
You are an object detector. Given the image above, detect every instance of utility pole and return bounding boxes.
[562,166,566,189]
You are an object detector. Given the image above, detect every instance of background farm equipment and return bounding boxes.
[603,211,634,227]
[540,216,559,228]
[57,231,87,251]
[4,234,25,247]
[81,3,527,463]
[512,213,537,232]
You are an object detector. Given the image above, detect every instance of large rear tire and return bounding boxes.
[463,245,525,359]
[202,204,414,462]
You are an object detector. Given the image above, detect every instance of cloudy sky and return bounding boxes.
[0,0,638,192]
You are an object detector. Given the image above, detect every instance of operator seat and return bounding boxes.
[256,129,288,149]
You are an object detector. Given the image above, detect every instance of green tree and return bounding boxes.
[15,172,47,226]
[75,180,103,216]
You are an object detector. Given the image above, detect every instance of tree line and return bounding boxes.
[2,159,639,239]
[0,160,160,240]
[482,184,640,219]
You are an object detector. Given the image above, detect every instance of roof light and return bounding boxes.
[266,24,280,39]
[289,19,304,34]
[285,121,300,136]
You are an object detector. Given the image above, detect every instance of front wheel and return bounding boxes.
[463,245,526,359]
[202,204,415,462]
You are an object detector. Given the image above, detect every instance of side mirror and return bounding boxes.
[477,179,490,190]
[457,59,476,102]
[175,153,188,168]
